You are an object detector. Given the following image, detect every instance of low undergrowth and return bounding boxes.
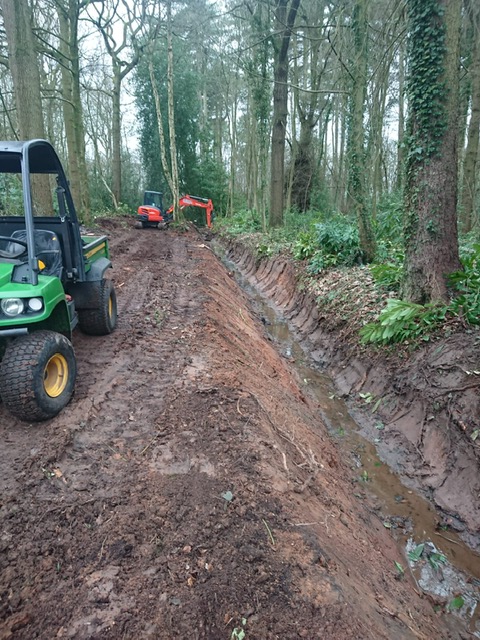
[218,206,480,349]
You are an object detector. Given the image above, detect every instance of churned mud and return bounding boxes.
[0,219,475,639]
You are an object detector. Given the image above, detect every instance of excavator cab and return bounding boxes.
[144,190,163,209]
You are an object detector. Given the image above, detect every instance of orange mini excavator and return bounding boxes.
[136,192,214,229]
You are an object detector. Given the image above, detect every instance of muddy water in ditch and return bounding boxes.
[228,264,480,636]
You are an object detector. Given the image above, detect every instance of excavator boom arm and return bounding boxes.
[166,194,214,227]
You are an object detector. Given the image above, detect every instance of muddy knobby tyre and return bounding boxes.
[0,330,77,422]
[78,278,117,336]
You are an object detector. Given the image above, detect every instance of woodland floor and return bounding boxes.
[0,218,477,639]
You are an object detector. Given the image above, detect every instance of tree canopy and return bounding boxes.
[0,0,477,303]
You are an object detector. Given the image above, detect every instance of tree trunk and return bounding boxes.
[368,74,388,218]
[396,40,406,191]
[0,0,45,140]
[291,124,315,212]
[227,89,238,218]
[290,5,325,213]
[149,61,174,197]
[56,1,91,222]
[245,101,257,211]
[286,88,296,211]
[403,0,462,303]
[460,0,480,231]
[0,0,52,214]
[68,0,90,221]
[111,63,122,208]
[166,0,180,221]
[347,0,376,261]
[269,0,301,228]
[90,1,148,209]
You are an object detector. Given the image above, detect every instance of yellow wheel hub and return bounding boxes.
[108,295,113,319]
[44,353,68,398]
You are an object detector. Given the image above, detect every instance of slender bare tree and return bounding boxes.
[87,0,157,206]
[269,0,301,228]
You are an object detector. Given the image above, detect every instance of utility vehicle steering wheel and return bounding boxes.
[0,235,28,259]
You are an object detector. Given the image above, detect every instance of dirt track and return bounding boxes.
[0,221,466,639]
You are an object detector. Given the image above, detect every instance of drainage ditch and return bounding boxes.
[225,255,480,637]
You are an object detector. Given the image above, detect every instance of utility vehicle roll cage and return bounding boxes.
[0,140,92,286]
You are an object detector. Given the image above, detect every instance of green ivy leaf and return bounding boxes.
[408,543,424,562]
[448,596,464,611]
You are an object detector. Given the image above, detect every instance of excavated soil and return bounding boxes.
[0,219,473,639]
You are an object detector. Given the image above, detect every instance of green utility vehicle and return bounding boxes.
[0,139,117,422]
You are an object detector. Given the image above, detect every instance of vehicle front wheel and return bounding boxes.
[78,279,117,336]
[0,331,77,422]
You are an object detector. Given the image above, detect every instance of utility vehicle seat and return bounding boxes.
[11,229,63,277]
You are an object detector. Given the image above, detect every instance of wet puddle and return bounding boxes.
[223,257,480,636]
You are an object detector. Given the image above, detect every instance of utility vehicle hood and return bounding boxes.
[0,262,15,288]
[0,262,64,300]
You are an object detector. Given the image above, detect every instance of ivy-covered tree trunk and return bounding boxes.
[290,2,326,213]
[291,125,315,212]
[269,0,300,228]
[403,0,462,303]
[346,0,376,261]
[460,0,480,232]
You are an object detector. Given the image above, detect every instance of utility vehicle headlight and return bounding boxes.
[27,297,43,312]
[1,298,25,316]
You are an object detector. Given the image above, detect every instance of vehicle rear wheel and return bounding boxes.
[0,330,77,422]
[78,279,117,336]
[134,221,144,229]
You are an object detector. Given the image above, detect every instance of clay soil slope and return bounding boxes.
[0,221,463,639]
